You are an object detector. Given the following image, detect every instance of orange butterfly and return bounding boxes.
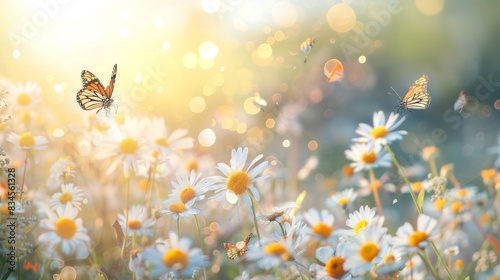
[76,64,117,115]
[223,233,253,260]
[396,75,431,114]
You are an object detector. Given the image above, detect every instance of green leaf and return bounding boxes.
[417,189,425,211]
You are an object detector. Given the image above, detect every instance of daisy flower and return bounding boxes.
[94,116,148,176]
[353,111,407,145]
[326,188,357,211]
[118,205,155,237]
[49,183,85,211]
[146,117,193,160]
[303,208,336,242]
[8,81,42,110]
[341,224,389,277]
[345,143,391,172]
[46,157,76,191]
[208,147,269,217]
[246,221,306,270]
[310,246,350,280]
[257,201,298,224]
[162,170,211,209]
[374,245,407,276]
[7,132,48,151]
[161,201,201,220]
[392,214,439,254]
[344,205,383,236]
[447,186,478,203]
[37,204,91,259]
[141,231,208,278]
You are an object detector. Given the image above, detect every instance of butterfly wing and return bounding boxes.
[76,88,108,111]
[223,243,239,260]
[77,65,117,114]
[105,64,117,99]
[400,75,431,111]
[454,90,467,112]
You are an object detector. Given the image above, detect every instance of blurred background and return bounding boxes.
[1,0,500,194]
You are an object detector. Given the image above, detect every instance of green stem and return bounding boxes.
[419,250,439,279]
[121,176,131,259]
[384,144,421,214]
[369,168,384,215]
[430,241,455,280]
[250,196,261,245]
[194,215,207,280]
[429,158,438,178]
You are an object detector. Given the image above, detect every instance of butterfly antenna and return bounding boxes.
[387,86,402,100]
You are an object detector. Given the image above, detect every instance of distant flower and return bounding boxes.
[357,176,396,197]
[443,245,460,256]
[421,145,439,161]
[447,186,478,202]
[326,188,357,210]
[7,132,48,150]
[208,147,268,216]
[38,204,91,259]
[392,214,439,254]
[118,205,155,237]
[303,208,336,242]
[146,117,193,160]
[141,231,208,278]
[162,170,211,209]
[49,183,84,211]
[342,224,389,277]
[344,205,383,236]
[345,143,391,172]
[257,202,298,224]
[46,157,76,191]
[94,117,148,176]
[353,111,407,145]
[161,201,200,220]
[310,246,350,280]
[374,245,407,276]
[8,81,42,110]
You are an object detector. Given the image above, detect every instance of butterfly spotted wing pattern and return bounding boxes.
[223,233,253,260]
[398,75,431,113]
[76,64,117,115]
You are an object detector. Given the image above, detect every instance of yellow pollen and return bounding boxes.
[169,202,187,214]
[59,193,73,204]
[433,198,446,211]
[456,189,468,198]
[481,168,497,179]
[312,222,333,239]
[17,93,31,106]
[412,182,423,192]
[264,243,287,256]
[361,151,377,164]
[408,231,429,247]
[451,201,462,214]
[360,242,379,262]
[155,138,169,147]
[422,146,438,161]
[370,126,389,139]
[455,259,463,268]
[20,111,31,123]
[336,197,349,206]
[226,170,250,195]
[384,253,396,263]
[18,132,35,147]
[354,220,369,234]
[152,149,160,158]
[128,219,142,230]
[119,137,138,154]
[370,180,382,190]
[138,179,149,191]
[163,248,188,269]
[342,165,354,177]
[179,187,195,204]
[325,256,346,278]
[185,159,199,172]
[1,205,9,215]
[55,217,77,239]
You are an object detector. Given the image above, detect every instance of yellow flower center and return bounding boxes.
[312,222,332,239]
[481,168,497,179]
[456,189,468,198]
[169,202,187,214]
[455,259,463,268]
[325,256,346,278]
[412,182,423,192]
[17,93,31,106]
[185,159,199,172]
[1,204,9,216]
[264,242,287,257]
[433,198,446,211]
[370,180,382,190]
[336,197,349,206]
[226,170,250,195]
[18,132,35,147]
[342,165,354,177]
[422,146,438,161]
[383,253,395,263]
[370,126,388,139]
[138,179,149,191]
[163,248,188,269]
[359,242,379,262]
[361,151,377,164]
[155,138,169,147]
[0,123,7,131]
[20,111,31,123]
[179,187,195,204]
[128,219,142,230]
[55,217,77,239]
[451,201,462,214]
[408,231,429,247]
[59,193,73,204]
[354,220,369,235]
[119,137,138,154]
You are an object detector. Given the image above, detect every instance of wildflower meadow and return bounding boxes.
[1,1,500,279]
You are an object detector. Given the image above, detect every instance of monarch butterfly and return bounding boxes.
[223,233,253,260]
[395,75,431,114]
[76,64,117,115]
[300,37,315,63]
[454,90,468,113]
